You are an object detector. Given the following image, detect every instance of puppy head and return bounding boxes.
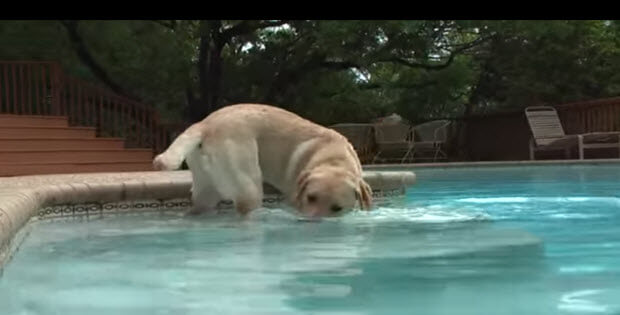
[294,166,373,218]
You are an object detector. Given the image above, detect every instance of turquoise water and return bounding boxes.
[1,164,620,315]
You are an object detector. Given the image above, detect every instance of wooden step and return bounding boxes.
[0,161,155,176]
[0,126,96,139]
[0,138,126,151]
[0,114,69,127]
[0,149,153,163]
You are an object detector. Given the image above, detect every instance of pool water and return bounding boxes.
[1,165,620,315]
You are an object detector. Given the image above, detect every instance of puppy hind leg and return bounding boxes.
[186,147,221,215]
[218,139,264,217]
[188,182,221,215]
[233,176,263,217]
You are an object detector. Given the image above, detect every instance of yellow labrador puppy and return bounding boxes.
[153,104,372,218]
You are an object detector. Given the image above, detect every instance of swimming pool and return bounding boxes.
[1,164,619,314]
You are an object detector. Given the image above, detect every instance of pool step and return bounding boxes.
[0,149,153,164]
[0,114,156,176]
[0,138,126,151]
[0,114,69,127]
[0,126,96,139]
[0,161,155,176]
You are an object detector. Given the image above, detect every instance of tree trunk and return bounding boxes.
[205,43,224,112]
[454,90,479,161]
[186,21,225,123]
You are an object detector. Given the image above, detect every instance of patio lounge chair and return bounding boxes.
[411,120,451,162]
[525,106,620,160]
[329,123,375,163]
[371,122,414,164]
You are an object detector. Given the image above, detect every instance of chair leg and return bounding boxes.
[401,147,414,164]
[435,143,448,162]
[372,151,382,164]
[401,146,415,164]
[529,140,535,160]
[433,146,441,162]
[439,148,447,160]
[578,135,584,160]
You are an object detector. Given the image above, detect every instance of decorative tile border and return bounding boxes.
[36,199,192,219]
[35,188,405,220]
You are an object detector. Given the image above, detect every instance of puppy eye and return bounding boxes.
[307,194,317,203]
[331,205,342,212]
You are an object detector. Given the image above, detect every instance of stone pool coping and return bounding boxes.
[0,170,416,268]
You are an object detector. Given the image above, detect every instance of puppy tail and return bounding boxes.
[153,122,204,171]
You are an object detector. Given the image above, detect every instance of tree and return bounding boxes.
[1,20,618,128]
[462,20,620,114]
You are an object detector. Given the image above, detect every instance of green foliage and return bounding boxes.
[1,20,619,124]
[66,21,194,122]
[465,20,620,113]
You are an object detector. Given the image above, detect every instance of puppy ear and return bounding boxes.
[357,179,373,210]
[294,171,312,206]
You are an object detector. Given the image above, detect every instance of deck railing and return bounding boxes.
[0,61,173,154]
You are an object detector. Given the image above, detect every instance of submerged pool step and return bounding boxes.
[0,149,154,164]
[0,160,155,176]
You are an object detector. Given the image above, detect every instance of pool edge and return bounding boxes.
[364,158,620,170]
[0,170,417,269]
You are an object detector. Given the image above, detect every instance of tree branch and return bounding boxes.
[60,20,140,101]
[255,20,291,29]
[358,80,439,90]
[376,34,495,70]
[319,60,361,70]
[221,20,289,41]
[260,32,492,103]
